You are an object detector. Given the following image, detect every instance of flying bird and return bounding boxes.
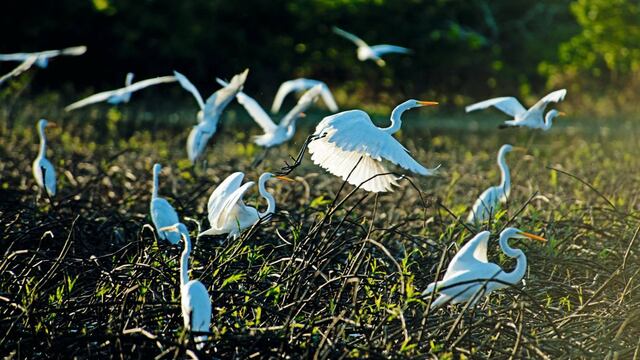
[308,99,439,192]
[467,144,522,223]
[150,163,181,244]
[65,74,176,111]
[32,119,57,197]
[422,227,546,310]
[271,78,338,113]
[332,27,411,66]
[199,172,294,239]
[161,223,211,350]
[0,56,38,86]
[174,69,249,163]
[0,46,87,68]
[465,89,567,130]
[217,78,323,148]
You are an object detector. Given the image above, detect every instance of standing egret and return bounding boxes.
[333,27,411,67]
[174,69,249,163]
[467,144,521,224]
[271,78,338,113]
[199,172,294,239]
[65,74,177,111]
[0,56,37,86]
[150,163,181,244]
[161,223,211,350]
[216,79,323,147]
[465,89,567,130]
[308,99,439,193]
[32,119,57,197]
[422,227,546,310]
[0,46,87,68]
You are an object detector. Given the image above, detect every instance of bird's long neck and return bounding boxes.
[497,150,511,197]
[280,101,307,128]
[382,101,412,135]
[180,231,191,287]
[152,168,159,199]
[38,124,47,158]
[543,111,555,130]
[258,175,276,218]
[497,234,526,285]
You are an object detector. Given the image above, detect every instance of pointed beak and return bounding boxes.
[299,112,307,118]
[558,111,567,117]
[417,101,438,107]
[275,175,296,182]
[512,146,527,152]
[518,231,547,242]
[47,122,58,128]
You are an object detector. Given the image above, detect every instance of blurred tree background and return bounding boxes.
[1,0,638,114]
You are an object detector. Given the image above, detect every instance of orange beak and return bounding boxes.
[558,111,567,116]
[299,112,307,118]
[47,122,58,128]
[518,231,547,242]
[275,175,296,182]
[417,101,438,107]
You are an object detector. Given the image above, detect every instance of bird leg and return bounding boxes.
[275,133,326,176]
[251,147,270,168]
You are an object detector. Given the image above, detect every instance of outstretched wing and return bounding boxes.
[174,71,205,109]
[318,83,339,112]
[370,45,412,56]
[445,231,491,280]
[527,89,567,118]
[465,97,527,117]
[215,181,255,229]
[203,69,248,121]
[333,27,368,48]
[270,78,316,113]
[280,84,322,128]
[216,78,277,133]
[207,172,245,223]
[0,56,37,85]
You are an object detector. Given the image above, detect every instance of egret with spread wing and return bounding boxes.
[65,74,176,111]
[0,46,86,68]
[333,27,411,67]
[32,119,57,197]
[0,56,37,86]
[308,99,439,192]
[271,78,338,113]
[217,79,323,148]
[150,163,181,244]
[175,69,249,162]
[160,223,211,350]
[466,89,567,130]
[200,172,294,239]
[422,228,546,310]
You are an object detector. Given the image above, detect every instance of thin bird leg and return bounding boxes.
[275,133,326,176]
[251,147,270,168]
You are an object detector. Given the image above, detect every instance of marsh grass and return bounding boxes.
[1,96,639,358]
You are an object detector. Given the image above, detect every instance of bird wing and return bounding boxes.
[369,44,412,56]
[203,69,249,121]
[333,27,368,48]
[465,97,527,117]
[174,71,205,110]
[527,89,567,118]
[182,281,212,332]
[279,84,322,127]
[216,78,277,133]
[60,46,87,56]
[445,231,491,280]
[319,83,339,112]
[207,172,245,222]
[150,197,181,244]
[0,56,37,85]
[215,181,255,229]
[270,78,313,113]
[65,75,176,111]
[0,53,31,61]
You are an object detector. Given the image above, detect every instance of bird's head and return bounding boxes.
[547,109,567,120]
[501,227,547,242]
[406,99,439,110]
[261,172,296,183]
[299,84,323,104]
[38,119,57,130]
[153,163,162,175]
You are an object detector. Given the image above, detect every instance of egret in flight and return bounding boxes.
[0,56,37,86]
[271,78,338,113]
[0,46,86,68]
[467,144,521,224]
[465,89,567,130]
[32,119,57,197]
[161,223,211,350]
[65,74,177,111]
[150,163,181,244]
[308,99,439,192]
[217,79,322,148]
[422,227,546,310]
[333,27,411,67]
[174,69,248,162]
[199,172,294,239]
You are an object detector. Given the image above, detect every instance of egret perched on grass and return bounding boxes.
[174,69,249,163]
[65,74,177,111]
[333,27,411,67]
[199,172,294,239]
[217,78,323,148]
[32,119,57,197]
[465,89,567,130]
[467,144,522,224]
[0,46,86,68]
[150,163,181,244]
[271,78,338,113]
[422,227,546,310]
[308,99,439,192]
[0,56,37,85]
[160,223,211,350]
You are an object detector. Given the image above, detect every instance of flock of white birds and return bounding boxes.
[5,27,569,349]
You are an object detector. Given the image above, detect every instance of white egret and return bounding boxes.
[0,46,87,68]
[467,144,521,224]
[422,227,546,310]
[174,69,249,163]
[465,89,567,130]
[65,74,176,111]
[32,119,57,197]
[0,56,37,85]
[199,172,294,239]
[333,27,411,67]
[150,163,181,244]
[271,78,338,113]
[161,223,211,350]
[308,99,439,193]
[216,78,323,147]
